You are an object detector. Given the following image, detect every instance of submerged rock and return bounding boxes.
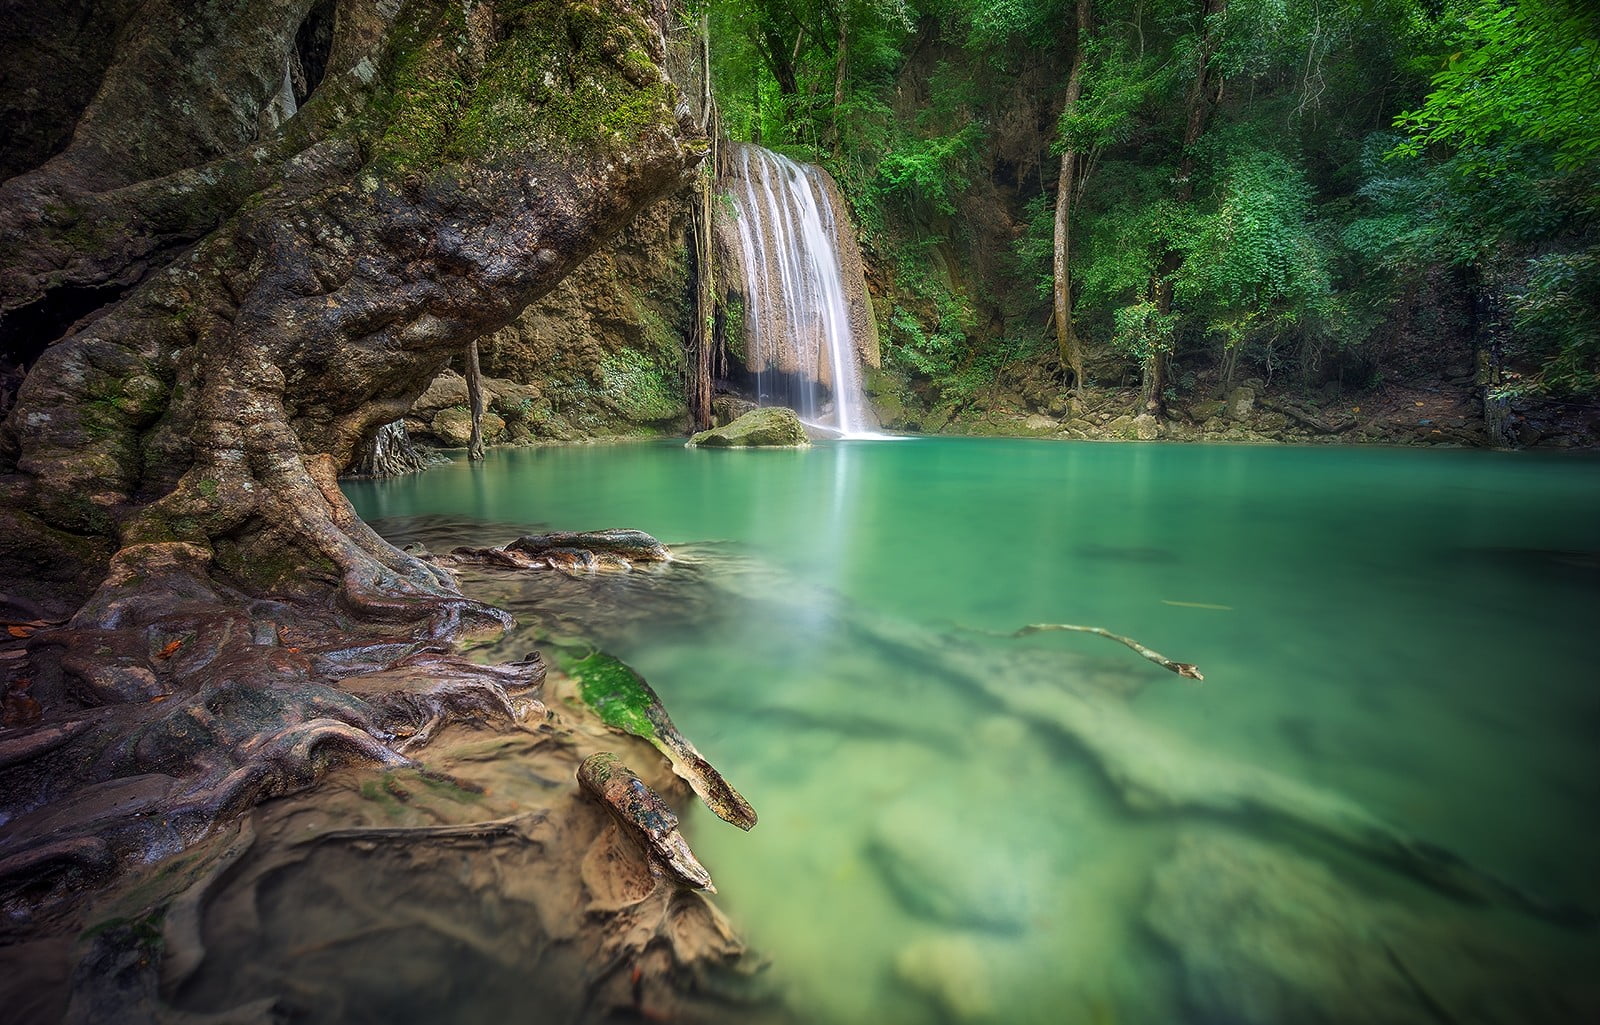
[1146,830,1589,1025]
[894,935,996,1023]
[687,407,810,448]
[866,800,1037,934]
[448,529,671,575]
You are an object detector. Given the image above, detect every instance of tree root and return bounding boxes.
[579,752,715,892]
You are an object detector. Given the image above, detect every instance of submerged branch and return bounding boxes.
[1006,622,1204,681]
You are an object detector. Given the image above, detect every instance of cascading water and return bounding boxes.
[724,145,877,436]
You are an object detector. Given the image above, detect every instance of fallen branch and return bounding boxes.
[1009,623,1204,681]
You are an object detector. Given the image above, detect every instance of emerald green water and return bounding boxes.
[345,439,1600,1023]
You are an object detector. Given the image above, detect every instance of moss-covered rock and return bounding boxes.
[687,406,809,448]
[429,406,505,447]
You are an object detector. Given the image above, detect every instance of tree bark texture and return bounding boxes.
[466,339,486,462]
[348,419,432,477]
[1,0,703,621]
[0,0,705,909]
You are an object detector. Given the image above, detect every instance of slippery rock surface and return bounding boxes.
[688,406,810,448]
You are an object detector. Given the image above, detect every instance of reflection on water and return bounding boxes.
[345,440,1600,1024]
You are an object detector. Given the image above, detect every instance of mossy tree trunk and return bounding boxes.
[1,0,702,621]
[0,0,705,900]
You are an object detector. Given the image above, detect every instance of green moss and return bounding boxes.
[570,651,658,739]
[359,779,407,817]
[81,908,166,952]
[450,3,673,158]
[215,537,339,594]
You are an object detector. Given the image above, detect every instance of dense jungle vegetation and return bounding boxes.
[703,0,1599,414]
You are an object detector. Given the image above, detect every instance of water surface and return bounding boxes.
[345,439,1600,1023]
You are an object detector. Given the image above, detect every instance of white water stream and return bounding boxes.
[727,146,878,437]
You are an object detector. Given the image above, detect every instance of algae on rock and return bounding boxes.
[688,406,810,448]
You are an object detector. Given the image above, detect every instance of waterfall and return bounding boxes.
[722,145,878,437]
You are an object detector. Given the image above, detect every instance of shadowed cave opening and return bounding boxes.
[292,0,336,105]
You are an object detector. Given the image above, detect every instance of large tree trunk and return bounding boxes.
[0,0,704,929]
[2,0,700,617]
[1053,0,1092,398]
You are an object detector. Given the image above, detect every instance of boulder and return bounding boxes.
[687,407,809,448]
[1133,413,1160,440]
[893,935,996,1023]
[430,407,505,448]
[710,395,759,427]
[866,800,1037,933]
[1226,385,1257,420]
[1146,830,1581,1025]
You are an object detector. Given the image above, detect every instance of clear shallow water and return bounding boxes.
[345,439,1600,1024]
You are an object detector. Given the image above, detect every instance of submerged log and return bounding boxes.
[579,752,715,891]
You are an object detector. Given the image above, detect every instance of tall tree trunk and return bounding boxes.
[465,338,486,461]
[1147,0,1226,415]
[1053,0,1092,400]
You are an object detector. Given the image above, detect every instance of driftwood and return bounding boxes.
[578,752,715,892]
[1007,622,1204,680]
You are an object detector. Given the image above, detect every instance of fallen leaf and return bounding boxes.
[1162,599,1234,611]
[0,649,28,661]
[149,695,170,703]
[6,625,32,638]
[154,639,183,659]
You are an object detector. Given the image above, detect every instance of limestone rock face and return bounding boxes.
[711,395,758,427]
[687,406,809,448]
[430,407,505,448]
[470,198,693,440]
